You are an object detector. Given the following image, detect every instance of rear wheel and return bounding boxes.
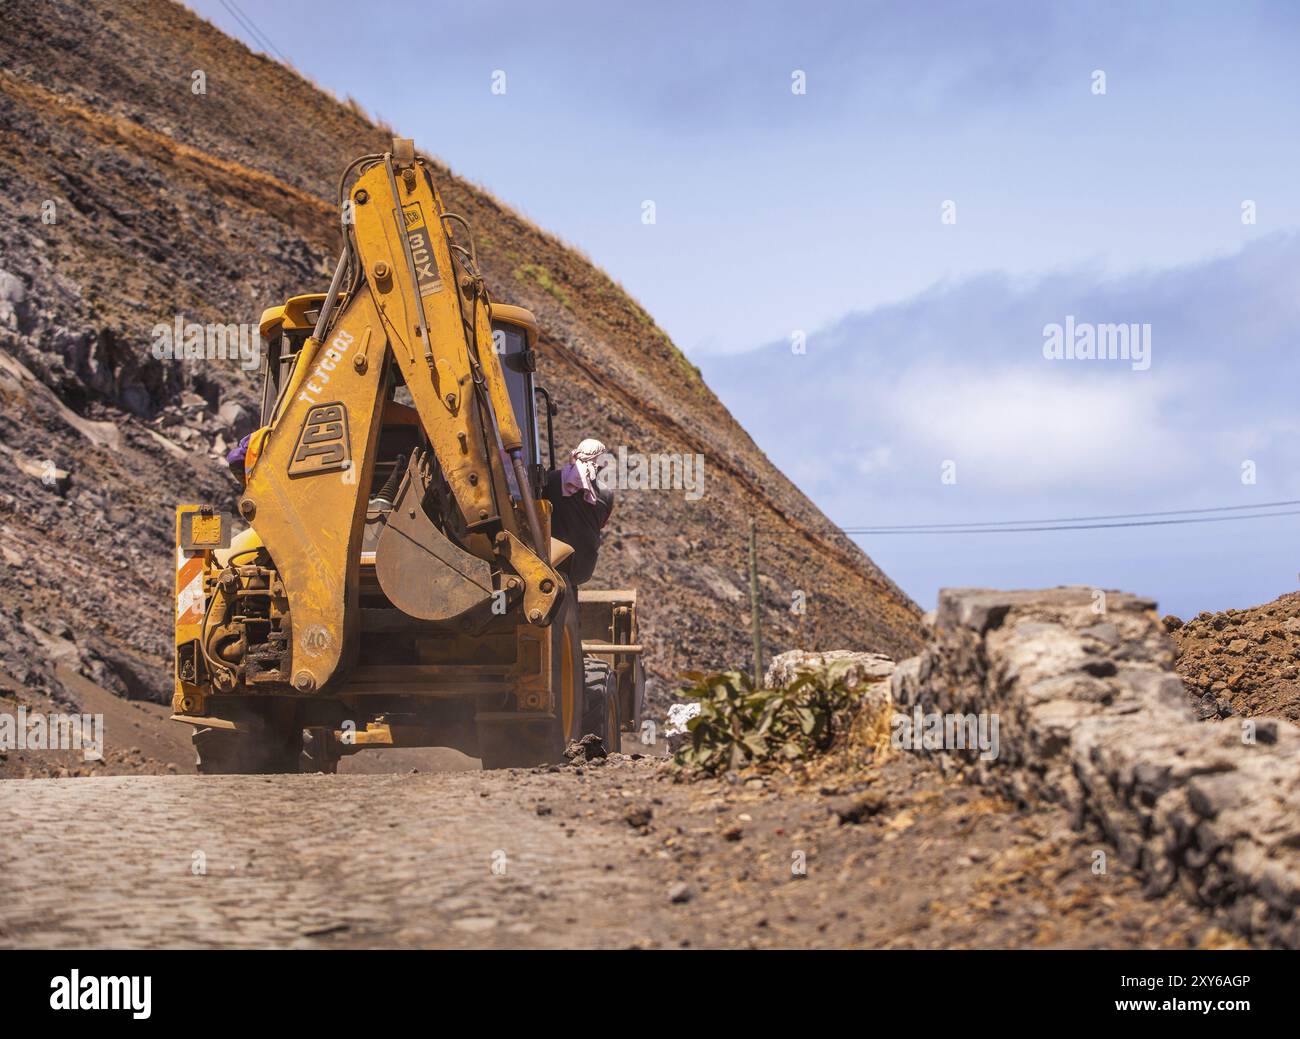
[193,725,302,774]
[192,701,303,775]
[478,580,584,770]
[300,727,341,774]
[477,720,558,770]
[581,658,622,755]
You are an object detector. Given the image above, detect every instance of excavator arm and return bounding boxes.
[238,140,562,694]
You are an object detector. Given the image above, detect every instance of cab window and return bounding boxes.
[492,321,540,469]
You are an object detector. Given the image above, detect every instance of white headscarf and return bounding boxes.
[560,438,608,504]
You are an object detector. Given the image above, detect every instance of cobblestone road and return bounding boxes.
[0,754,1236,949]
[0,768,659,948]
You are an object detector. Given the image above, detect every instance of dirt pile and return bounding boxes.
[0,0,923,718]
[1167,593,1300,724]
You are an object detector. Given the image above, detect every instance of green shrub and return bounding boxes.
[673,659,876,775]
[514,263,572,309]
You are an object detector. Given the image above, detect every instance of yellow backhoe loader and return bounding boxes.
[170,139,645,773]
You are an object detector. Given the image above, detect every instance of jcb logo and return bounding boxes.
[289,403,352,476]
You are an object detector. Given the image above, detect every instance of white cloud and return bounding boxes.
[886,364,1188,492]
[702,234,1300,616]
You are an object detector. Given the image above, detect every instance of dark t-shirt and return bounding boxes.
[544,469,615,585]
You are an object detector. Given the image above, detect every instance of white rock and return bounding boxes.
[663,701,701,737]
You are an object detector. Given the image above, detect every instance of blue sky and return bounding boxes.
[189,0,1300,617]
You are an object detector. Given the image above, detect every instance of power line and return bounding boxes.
[219,0,289,64]
[844,508,1300,535]
[841,498,1300,533]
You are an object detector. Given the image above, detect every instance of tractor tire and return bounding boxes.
[581,658,622,755]
[300,727,341,774]
[192,724,302,775]
[192,699,303,774]
[477,720,560,771]
[478,578,585,770]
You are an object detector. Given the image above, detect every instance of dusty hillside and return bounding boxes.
[0,0,923,717]
[1169,593,1300,724]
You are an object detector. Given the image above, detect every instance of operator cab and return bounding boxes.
[255,297,554,558]
[256,293,332,427]
[489,303,553,493]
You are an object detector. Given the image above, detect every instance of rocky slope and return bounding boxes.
[0,0,923,715]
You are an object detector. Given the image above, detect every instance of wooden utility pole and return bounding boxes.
[748,517,764,687]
